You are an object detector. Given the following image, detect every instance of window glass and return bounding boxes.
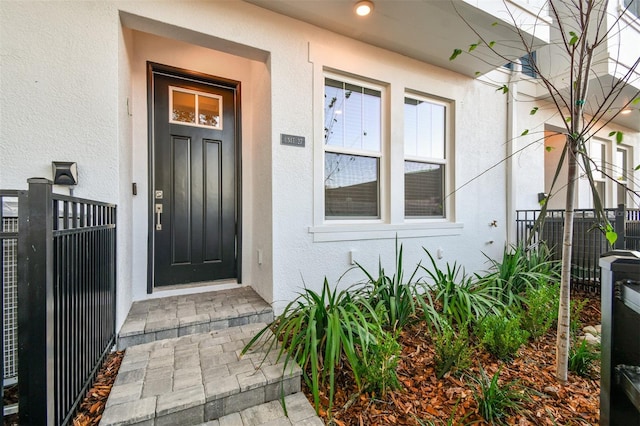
[325,153,379,218]
[324,77,382,219]
[404,96,448,218]
[625,0,640,18]
[172,91,196,124]
[324,79,381,152]
[404,161,444,217]
[170,87,222,129]
[198,95,220,127]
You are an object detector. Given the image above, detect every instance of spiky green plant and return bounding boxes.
[420,249,502,326]
[568,339,599,378]
[472,366,530,425]
[241,278,379,413]
[357,239,420,331]
[481,244,560,309]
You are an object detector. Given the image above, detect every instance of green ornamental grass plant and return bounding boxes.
[481,244,560,309]
[357,239,420,332]
[569,339,600,378]
[241,278,379,413]
[472,366,530,425]
[420,249,502,326]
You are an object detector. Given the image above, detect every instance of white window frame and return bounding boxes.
[590,139,608,207]
[615,145,631,207]
[308,61,461,242]
[403,92,450,220]
[322,72,387,223]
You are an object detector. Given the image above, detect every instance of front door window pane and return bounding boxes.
[172,91,196,124]
[404,161,444,217]
[325,153,379,218]
[199,95,221,127]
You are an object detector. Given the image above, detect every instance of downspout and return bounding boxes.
[506,61,521,246]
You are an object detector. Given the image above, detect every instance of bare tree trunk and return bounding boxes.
[556,135,579,382]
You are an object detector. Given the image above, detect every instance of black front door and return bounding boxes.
[150,67,237,287]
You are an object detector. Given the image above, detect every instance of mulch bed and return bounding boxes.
[311,293,602,425]
[3,293,601,426]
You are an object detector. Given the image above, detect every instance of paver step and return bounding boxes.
[118,287,273,350]
[196,392,323,426]
[100,323,306,426]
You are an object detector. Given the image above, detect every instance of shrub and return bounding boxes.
[569,339,599,377]
[472,366,530,425]
[481,244,560,309]
[570,298,588,337]
[476,314,530,360]
[420,250,502,326]
[242,278,379,413]
[520,282,560,339]
[358,239,420,331]
[358,329,402,395]
[432,320,472,379]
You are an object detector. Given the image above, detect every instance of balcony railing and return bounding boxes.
[516,205,640,293]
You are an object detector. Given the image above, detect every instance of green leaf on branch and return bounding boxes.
[469,43,479,52]
[496,85,509,94]
[450,49,463,61]
[475,71,481,76]
[633,98,640,105]
[521,129,529,136]
[565,116,572,122]
[545,146,554,152]
[488,41,496,48]
[569,31,579,45]
[530,107,539,115]
[492,22,498,27]
[635,164,640,171]
[605,225,618,246]
[609,131,624,144]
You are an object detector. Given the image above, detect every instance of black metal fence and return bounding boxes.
[1,178,118,425]
[516,205,640,292]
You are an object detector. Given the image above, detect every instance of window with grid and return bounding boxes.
[324,77,382,219]
[404,96,447,218]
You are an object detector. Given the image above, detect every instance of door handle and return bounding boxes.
[155,204,163,230]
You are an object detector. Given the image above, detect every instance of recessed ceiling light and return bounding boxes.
[354,0,374,16]
[621,108,632,115]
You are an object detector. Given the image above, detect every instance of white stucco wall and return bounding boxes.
[2,0,539,325]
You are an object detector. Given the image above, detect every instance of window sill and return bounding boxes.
[308,221,464,242]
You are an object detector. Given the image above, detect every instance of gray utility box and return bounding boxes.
[600,250,640,425]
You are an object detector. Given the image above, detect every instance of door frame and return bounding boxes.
[146,62,242,293]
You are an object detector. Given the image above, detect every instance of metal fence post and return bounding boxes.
[18,178,55,426]
[615,203,626,249]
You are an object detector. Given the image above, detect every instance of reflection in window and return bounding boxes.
[404,96,448,218]
[404,161,444,217]
[170,87,222,129]
[324,77,382,219]
[325,153,379,218]
[172,91,196,124]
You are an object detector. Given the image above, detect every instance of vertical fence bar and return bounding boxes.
[18,178,55,426]
[615,204,625,249]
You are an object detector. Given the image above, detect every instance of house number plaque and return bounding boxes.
[280,134,305,147]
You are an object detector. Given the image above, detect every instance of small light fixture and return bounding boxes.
[621,108,632,115]
[354,0,374,16]
[52,161,78,186]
